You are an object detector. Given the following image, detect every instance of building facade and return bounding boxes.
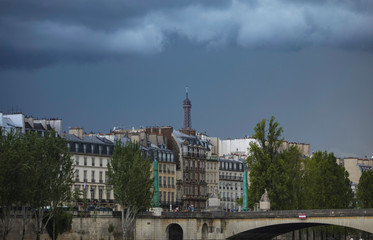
[65,128,115,210]
[337,157,373,192]
[219,158,246,212]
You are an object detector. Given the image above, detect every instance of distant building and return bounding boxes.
[65,127,115,209]
[108,126,178,210]
[0,112,62,136]
[172,130,209,209]
[216,137,310,159]
[337,156,373,192]
[218,158,246,212]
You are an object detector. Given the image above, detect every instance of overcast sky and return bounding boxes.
[1,0,372,158]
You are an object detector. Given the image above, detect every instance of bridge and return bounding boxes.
[135,209,373,240]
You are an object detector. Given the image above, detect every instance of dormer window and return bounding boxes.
[75,143,79,153]
[91,144,94,154]
[83,144,87,153]
[99,145,102,155]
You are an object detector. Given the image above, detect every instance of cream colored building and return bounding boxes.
[337,157,373,192]
[65,128,115,209]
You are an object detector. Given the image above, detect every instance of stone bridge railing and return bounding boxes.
[138,208,373,219]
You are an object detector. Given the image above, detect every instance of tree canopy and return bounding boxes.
[356,170,373,208]
[247,116,303,210]
[302,151,354,209]
[0,128,74,240]
[107,140,152,240]
[246,117,354,211]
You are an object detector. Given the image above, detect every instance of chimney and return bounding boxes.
[69,127,84,139]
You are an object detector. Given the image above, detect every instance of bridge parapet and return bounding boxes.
[136,209,373,240]
[142,208,373,219]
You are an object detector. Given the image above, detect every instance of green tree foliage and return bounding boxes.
[45,209,73,240]
[0,129,74,240]
[0,129,25,240]
[356,170,373,208]
[302,151,354,209]
[108,141,152,240]
[247,116,304,210]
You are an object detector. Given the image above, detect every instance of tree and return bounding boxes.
[0,128,25,240]
[356,170,373,208]
[247,116,304,210]
[302,151,354,209]
[107,141,152,240]
[108,222,115,240]
[26,131,74,240]
[44,208,73,240]
[0,129,74,240]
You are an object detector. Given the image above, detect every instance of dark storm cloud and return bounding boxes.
[1,0,373,68]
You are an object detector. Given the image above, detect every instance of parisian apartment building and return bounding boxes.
[64,127,115,209]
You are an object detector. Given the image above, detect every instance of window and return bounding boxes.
[100,158,103,167]
[75,170,79,179]
[105,171,109,183]
[106,146,110,155]
[163,164,166,173]
[67,143,70,151]
[99,171,103,183]
[172,192,174,203]
[91,187,95,199]
[84,157,87,166]
[163,191,166,202]
[84,170,87,182]
[106,189,110,200]
[159,176,162,187]
[91,144,94,154]
[99,188,103,200]
[75,156,79,165]
[163,176,166,187]
[107,158,111,167]
[75,143,79,153]
[159,192,162,201]
[168,177,170,187]
[172,177,174,187]
[91,171,95,182]
[83,144,87,153]
[168,192,170,202]
[99,145,102,155]
[92,158,95,166]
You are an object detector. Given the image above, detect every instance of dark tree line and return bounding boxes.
[247,116,356,210]
[0,128,74,240]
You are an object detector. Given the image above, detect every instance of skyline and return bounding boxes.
[1,0,372,158]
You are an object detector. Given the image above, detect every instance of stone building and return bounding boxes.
[64,127,115,209]
[0,112,62,136]
[337,156,373,192]
[146,143,176,209]
[218,158,246,212]
[107,126,178,210]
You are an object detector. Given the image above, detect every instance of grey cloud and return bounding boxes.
[1,0,372,68]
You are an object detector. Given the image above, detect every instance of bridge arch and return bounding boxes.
[228,222,327,239]
[166,223,183,240]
